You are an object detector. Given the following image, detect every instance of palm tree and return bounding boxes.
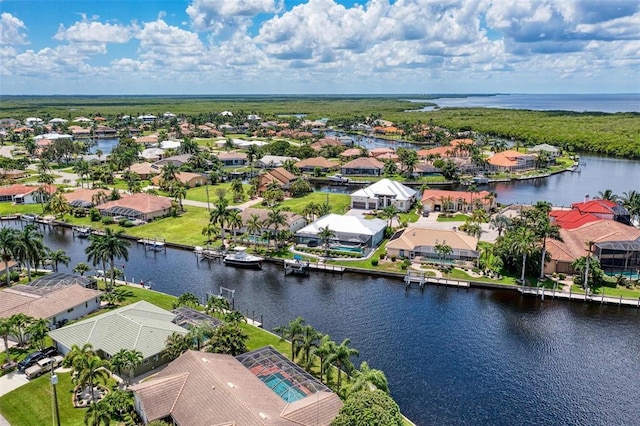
[0,317,13,363]
[92,190,108,206]
[47,248,71,272]
[74,355,110,402]
[9,313,33,347]
[230,178,244,203]
[327,338,359,393]
[245,213,263,248]
[64,343,95,369]
[109,348,130,379]
[13,224,44,282]
[597,189,618,202]
[381,204,399,228]
[510,227,537,286]
[163,332,191,361]
[26,318,49,350]
[101,288,126,307]
[170,183,187,211]
[294,325,321,370]
[173,292,200,308]
[206,295,230,318]
[73,159,90,189]
[227,209,243,240]
[318,226,335,257]
[86,228,130,291]
[350,361,390,395]
[223,310,245,326]
[489,215,511,238]
[274,316,305,361]
[209,198,231,243]
[0,227,18,286]
[266,207,287,250]
[206,323,248,356]
[311,335,335,383]
[36,172,55,213]
[188,322,215,351]
[201,224,219,244]
[84,401,111,426]
[159,162,178,189]
[73,262,91,276]
[434,243,453,264]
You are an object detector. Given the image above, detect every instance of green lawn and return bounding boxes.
[185,182,250,205]
[437,214,469,222]
[124,207,211,246]
[0,203,43,216]
[279,192,351,215]
[0,372,88,426]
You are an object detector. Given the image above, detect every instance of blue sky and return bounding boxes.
[1,0,639,95]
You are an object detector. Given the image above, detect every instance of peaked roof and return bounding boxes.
[351,178,417,201]
[48,300,187,358]
[97,193,172,215]
[130,349,342,425]
[550,209,602,229]
[296,214,386,237]
[1,284,102,320]
[341,156,384,169]
[386,227,478,252]
[294,157,339,169]
[571,199,624,215]
[421,189,493,205]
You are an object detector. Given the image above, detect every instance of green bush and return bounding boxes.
[390,256,397,262]
[101,216,115,225]
[371,258,379,266]
[89,208,101,221]
[558,273,566,280]
[0,271,20,285]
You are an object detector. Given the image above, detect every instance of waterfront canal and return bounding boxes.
[15,224,640,425]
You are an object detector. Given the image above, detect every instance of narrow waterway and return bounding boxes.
[12,223,640,426]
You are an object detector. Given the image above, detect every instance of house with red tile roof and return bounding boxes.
[62,188,109,208]
[550,209,602,230]
[295,157,340,173]
[340,157,384,176]
[339,148,363,158]
[0,184,56,204]
[422,189,495,213]
[310,137,344,152]
[570,198,631,224]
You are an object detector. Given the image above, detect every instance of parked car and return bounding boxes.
[17,351,45,372]
[42,346,58,358]
[25,356,64,379]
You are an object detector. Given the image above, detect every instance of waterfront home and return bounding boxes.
[257,167,298,195]
[422,189,495,213]
[94,126,117,138]
[295,157,340,173]
[135,135,160,146]
[487,150,535,172]
[153,153,193,168]
[237,207,307,235]
[49,301,188,376]
[369,147,396,158]
[417,146,466,159]
[151,171,208,188]
[570,198,631,225]
[215,151,247,167]
[139,147,165,161]
[1,273,102,329]
[127,162,159,180]
[412,162,441,177]
[339,148,363,159]
[295,214,386,249]
[62,188,109,208]
[386,227,479,263]
[0,183,56,204]
[310,137,344,152]
[545,220,640,275]
[550,209,602,230]
[130,348,342,426]
[97,193,172,221]
[528,143,560,158]
[256,155,300,169]
[340,157,384,176]
[350,178,417,212]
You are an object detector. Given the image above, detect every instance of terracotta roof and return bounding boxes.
[369,147,395,156]
[421,189,493,205]
[0,284,102,320]
[240,207,304,228]
[128,162,158,175]
[0,184,54,197]
[135,135,159,144]
[571,199,619,215]
[547,220,640,262]
[417,146,457,158]
[62,188,107,204]
[294,157,339,169]
[339,148,362,157]
[376,152,399,160]
[550,209,602,230]
[97,193,172,214]
[487,150,531,167]
[131,349,342,425]
[151,172,207,186]
[450,138,474,146]
[341,157,384,170]
[216,151,247,160]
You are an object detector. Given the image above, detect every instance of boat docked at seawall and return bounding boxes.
[328,174,351,184]
[72,226,92,238]
[223,246,264,269]
[471,174,490,184]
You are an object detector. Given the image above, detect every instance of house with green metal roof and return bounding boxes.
[48,300,188,376]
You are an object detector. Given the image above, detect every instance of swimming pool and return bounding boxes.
[259,372,307,403]
[332,245,363,254]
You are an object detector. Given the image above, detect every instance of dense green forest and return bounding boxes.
[1,95,638,157]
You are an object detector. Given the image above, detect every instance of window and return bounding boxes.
[67,307,74,313]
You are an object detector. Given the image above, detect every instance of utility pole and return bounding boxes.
[51,371,60,426]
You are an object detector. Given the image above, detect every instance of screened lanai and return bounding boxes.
[595,239,640,277]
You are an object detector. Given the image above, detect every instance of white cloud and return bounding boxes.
[54,19,136,43]
[187,0,282,34]
[0,12,28,45]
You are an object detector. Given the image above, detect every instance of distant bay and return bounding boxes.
[408,93,640,113]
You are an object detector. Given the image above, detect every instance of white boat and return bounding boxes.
[328,174,350,184]
[223,246,264,269]
[73,226,92,238]
[471,174,489,184]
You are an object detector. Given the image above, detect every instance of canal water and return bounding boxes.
[13,224,640,425]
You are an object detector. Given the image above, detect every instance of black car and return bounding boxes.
[42,346,58,358]
[17,351,46,372]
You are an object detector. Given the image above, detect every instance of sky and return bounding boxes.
[0,0,639,95]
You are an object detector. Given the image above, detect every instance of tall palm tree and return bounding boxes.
[86,228,130,291]
[160,162,179,189]
[47,248,71,272]
[318,226,335,257]
[266,207,287,250]
[381,205,399,228]
[274,316,305,361]
[327,338,359,393]
[36,172,55,213]
[311,335,335,383]
[209,198,231,243]
[13,224,44,282]
[0,317,13,363]
[206,295,230,318]
[597,189,618,202]
[489,214,511,238]
[64,343,95,369]
[73,159,90,189]
[170,183,187,211]
[84,401,111,426]
[74,355,111,402]
[173,292,200,308]
[294,325,321,370]
[510,227,537,287]
[0,226,18,286]
[9,313,34,347]
[227,209,243,240]
[73,262,91,276]
[26,318,49,350]
[230,178,244,202]
[201,224,219,244]
[163,332,191,361]
[245,213,263,249]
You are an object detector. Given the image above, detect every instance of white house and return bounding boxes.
[350,178,417,212]
[295,214,386,248]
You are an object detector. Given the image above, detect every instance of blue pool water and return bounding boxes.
[259,373,307,403]
[333,245,363,254]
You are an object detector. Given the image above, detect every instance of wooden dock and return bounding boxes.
[194,246,225,262]
[138,238,166,252]
[308,262,345,274]
[404,271,470,290]
[519,286,640,308]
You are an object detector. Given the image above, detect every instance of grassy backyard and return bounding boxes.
[279,192,351,215]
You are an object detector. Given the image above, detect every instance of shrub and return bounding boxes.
[371,258,379,266]
[558,273,566,280]
[0,271,20,284]
[89,208,101,222]
[390,256,397,262]
[101,216,115,225]
[400,263,408,270]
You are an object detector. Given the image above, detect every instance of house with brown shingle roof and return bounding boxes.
[339,148,363,159]
[545,220,640,275]
[62,188,109,208]
[97,193,172,221]
[1,273,102,329]
[294,157,339,173]
[127,162,159,180]
[130,348,342,426]
[310,137,344,152]
[0,169,26,180]
[151,171,208,188]
[340,157,384,176]
[386,227,479,263]
[215,151,247,166]
[257,167,298,195]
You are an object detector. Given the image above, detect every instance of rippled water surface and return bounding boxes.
[15,226,640,425]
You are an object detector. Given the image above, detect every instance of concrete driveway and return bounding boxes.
[0,369,29,397]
